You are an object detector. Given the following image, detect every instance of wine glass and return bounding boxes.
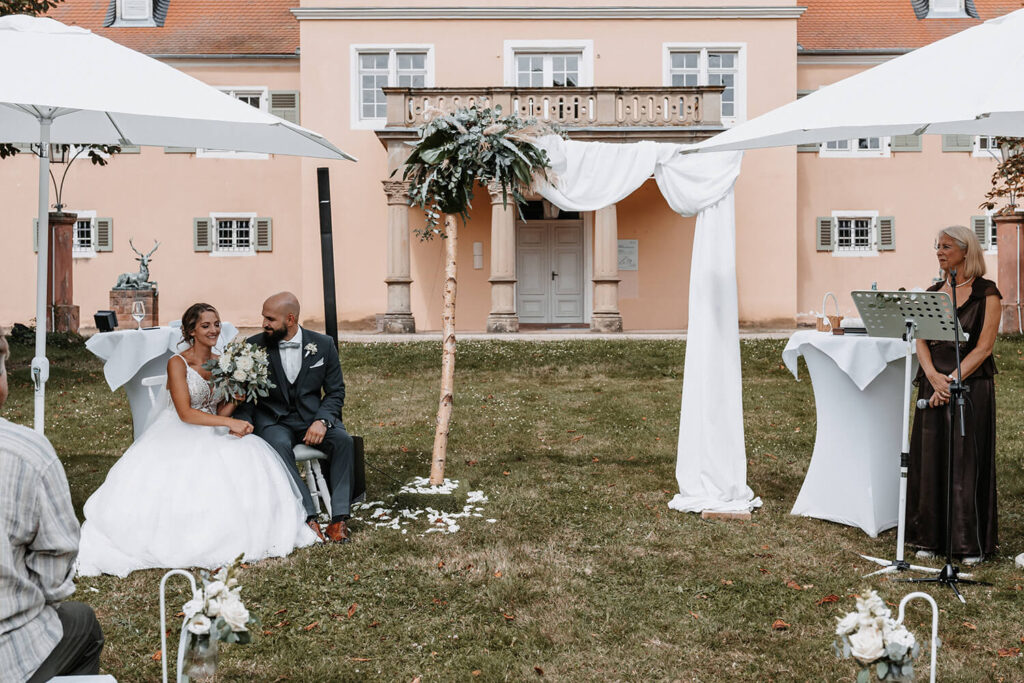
[131,300,146,330]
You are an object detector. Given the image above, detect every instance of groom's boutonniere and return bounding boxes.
[304,342,318,358]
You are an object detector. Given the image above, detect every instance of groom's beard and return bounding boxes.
[263,327,287,345]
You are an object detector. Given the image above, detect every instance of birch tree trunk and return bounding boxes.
[429,214,458,485]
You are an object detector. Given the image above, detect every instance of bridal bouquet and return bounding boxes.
[832,589,928,682]
[182,555,260,645]
[203,339,275,404]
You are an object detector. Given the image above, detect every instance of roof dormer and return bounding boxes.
[105,0,170,27]
[911,0,980,19]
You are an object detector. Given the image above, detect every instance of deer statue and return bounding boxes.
[115,238,160,290]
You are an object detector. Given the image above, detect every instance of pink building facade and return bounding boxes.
[0,0,1013,332]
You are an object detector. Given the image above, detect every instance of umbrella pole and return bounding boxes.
[33,116,53,433]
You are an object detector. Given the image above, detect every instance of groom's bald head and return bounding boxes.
[261,292,301,343]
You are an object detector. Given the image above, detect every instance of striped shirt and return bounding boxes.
[0,418,80,682]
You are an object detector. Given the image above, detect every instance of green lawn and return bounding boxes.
[4,336,1023,682]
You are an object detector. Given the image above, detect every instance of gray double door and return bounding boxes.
[516,219,585,324]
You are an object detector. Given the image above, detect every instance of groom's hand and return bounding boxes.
[304,420,327,446]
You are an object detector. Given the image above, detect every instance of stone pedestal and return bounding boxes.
[381,178,416,333]
[591,205,623,332]
[995,213,1024,334]
[486,182,519,333]
[45,211,79,333]
[110,289,159,329]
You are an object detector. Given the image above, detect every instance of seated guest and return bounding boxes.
[0,328,105,681]
[907,227,1001,564]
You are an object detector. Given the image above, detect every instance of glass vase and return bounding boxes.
[182,632,218,681]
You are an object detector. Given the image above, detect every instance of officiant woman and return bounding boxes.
[906,226,1001,563]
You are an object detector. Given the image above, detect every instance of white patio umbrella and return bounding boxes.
[0,14,356,433]
[687,7,1024,152]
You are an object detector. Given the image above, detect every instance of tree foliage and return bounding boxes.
[400,105,561,238]
[0,0,62,16]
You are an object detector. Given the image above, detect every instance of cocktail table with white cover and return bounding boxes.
[86,324,238,438]
[782,330,915,537]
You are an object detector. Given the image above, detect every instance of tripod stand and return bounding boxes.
[851,289,971,579]
[899,271,990,603]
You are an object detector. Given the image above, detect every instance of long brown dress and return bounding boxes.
[906,277,1001,556]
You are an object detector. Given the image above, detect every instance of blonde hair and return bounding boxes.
[937,225,987,280]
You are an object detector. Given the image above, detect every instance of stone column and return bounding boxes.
[380,180,416,333]
[591,205,623,332]
[486,182,518,333]
[45,211,79,333]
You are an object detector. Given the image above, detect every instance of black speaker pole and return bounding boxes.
[317,167,339,344]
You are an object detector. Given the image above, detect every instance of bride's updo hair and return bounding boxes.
[181,303,219,346]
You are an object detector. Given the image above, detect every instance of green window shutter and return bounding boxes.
[816,216,834,252]
[95,217,114,252]
[891,135,922,152]
[269,91,300,124]
[941,134,974,152]
[971,215,991,249]
[33,218,39,253]
[255,217,273,252]
[795,91,819,152]
[164,146,195,154]
[194,217,213,252]
[118,145,141,154]
[877,216,895,251]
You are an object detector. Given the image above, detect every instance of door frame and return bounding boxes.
[514,212,593,325]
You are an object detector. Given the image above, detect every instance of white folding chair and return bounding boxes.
[140,375,167,410]
[293,444,332,519]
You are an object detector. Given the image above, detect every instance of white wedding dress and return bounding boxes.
[77,355,318,577]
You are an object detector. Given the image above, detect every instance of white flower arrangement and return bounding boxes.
[833,589,933,682]
[203,339,275,405]
[182,555,259,645]
[304,342,318,358]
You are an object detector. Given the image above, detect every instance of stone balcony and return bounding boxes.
[376,86,725,144]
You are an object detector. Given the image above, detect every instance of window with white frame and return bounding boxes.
[831,211,883,255]
[974,136,1000,158]
[73,210,96,256]
[515,53,580,87]
[211,214,256,255]
[666,47,742,124]
[820,137,890,158]
[928,0,966,16]
[353,48,431,126]
[197,89,269,159]
[114,0,154,25]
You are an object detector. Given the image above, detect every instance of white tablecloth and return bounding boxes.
[782,331,915,537]
[86,323,238,438]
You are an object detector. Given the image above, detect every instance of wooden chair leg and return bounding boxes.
[310,460,332,518]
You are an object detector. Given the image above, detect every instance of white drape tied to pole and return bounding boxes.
[535,136,761,513]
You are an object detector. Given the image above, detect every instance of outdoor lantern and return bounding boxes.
[48,143,69,164]
[94,310,118,332]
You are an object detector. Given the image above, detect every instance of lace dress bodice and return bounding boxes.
[177,355,218,414]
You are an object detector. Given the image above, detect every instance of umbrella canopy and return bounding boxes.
[0,14,355,433]
[687,7,1024,152]
[0,15,354,158]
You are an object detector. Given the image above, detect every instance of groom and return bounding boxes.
[236,292,355,543]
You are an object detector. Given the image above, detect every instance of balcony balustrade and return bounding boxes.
[378,86,725,143]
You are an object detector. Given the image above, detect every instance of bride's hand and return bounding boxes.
[227,418,253,438]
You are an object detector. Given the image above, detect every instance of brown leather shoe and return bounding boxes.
[306,519,326,542]
[325,520,350,543]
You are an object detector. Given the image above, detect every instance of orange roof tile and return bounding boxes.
[46,0,298,56]
[799,0,1024,51]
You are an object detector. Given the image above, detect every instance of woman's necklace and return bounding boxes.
[947,275,975,289]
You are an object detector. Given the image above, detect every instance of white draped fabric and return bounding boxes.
[535,136,761,513]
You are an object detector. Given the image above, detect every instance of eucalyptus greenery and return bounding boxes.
[399,104,561,238]
[981,136,1024,214]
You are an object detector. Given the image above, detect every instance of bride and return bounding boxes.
[77,303,318,577]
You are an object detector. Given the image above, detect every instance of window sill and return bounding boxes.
[73,250,98,259]
[352,118,388,131]
[832,250,880,258]
[210,250,257,258]
[196,150,270,160]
